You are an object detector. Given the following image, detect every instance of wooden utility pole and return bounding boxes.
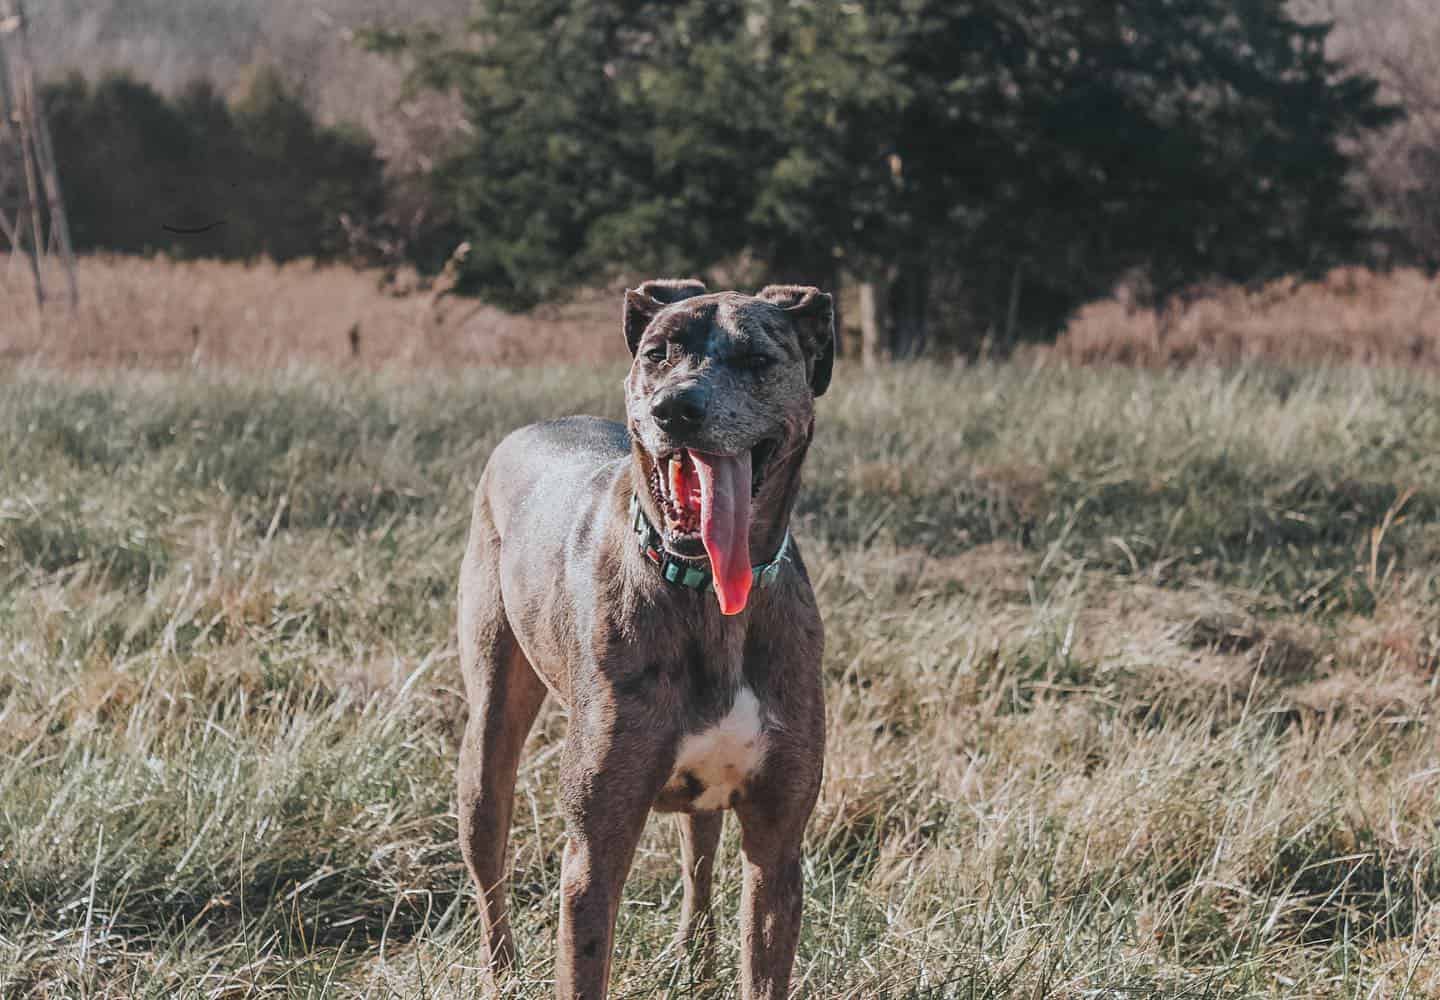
[0,0,78,306]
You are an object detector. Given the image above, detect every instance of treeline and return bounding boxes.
[45,68,383,261]
[41,0,1413,357]
[365,0,1399,355]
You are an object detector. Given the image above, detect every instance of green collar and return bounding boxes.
[629,493,790,593]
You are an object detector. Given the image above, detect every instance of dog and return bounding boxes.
[457,279,833,998]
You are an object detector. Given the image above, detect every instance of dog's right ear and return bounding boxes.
[624,279,707,355]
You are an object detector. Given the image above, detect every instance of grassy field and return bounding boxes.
[3,361,1440,998]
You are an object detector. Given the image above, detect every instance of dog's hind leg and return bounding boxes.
[675,812,723,979]
[457,498,548,979]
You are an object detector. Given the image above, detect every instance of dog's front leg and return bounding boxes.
[736,841,803,1000]
[735,773,820,1000]
[555,713,675,999]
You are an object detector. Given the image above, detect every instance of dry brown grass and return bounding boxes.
[0,253,628,369]
[1047,266,1440,369]
[10,256,1440,376]
[4,363,1440,996]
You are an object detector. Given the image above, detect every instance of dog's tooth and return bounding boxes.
[668,454,688,506]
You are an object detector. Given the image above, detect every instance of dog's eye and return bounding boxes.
[644,347,669,364]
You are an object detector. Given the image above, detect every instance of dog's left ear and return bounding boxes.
[624,279,708,355]
[759,285,835,397]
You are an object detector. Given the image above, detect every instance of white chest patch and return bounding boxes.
[665,686,767,811]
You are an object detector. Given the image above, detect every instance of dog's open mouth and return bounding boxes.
[649,440,776,536]
[646,440,778,615]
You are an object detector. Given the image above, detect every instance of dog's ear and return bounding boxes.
[624,279,707,355]
[758,285,835,397]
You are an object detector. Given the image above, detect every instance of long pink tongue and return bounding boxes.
[691,449,752,615]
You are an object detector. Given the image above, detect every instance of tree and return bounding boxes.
[44,73,196,254]
[373,0,1395,354]
[231,66,386,261]
[1296,0,1440,267]
[816,0,1398,354]
[366,1,772,310]
[43,68,385,261]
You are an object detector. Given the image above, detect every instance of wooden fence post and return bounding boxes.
[0,0,79,307]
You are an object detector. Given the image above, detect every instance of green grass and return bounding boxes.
[2,361,1439,998]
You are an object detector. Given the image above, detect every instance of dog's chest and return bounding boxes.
[662,686,767,812]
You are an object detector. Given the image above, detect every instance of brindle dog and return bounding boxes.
[457,280,833,999]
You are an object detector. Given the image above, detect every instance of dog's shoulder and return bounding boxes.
[479,416,630,540]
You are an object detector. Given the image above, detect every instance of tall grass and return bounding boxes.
[3,362,1439,997]
[0,255,625,370]
[1048,267,1440,370]
[8,256,1440,374]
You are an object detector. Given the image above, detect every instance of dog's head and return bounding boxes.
[623,279,834,614]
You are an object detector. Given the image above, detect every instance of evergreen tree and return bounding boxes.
[231,66,386,261]
[43,69,385,262]
[369,1,771,309]
[45,73,196,253]
[374,0,1396,350]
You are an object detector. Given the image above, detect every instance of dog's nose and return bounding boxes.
[651,387,707,433]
